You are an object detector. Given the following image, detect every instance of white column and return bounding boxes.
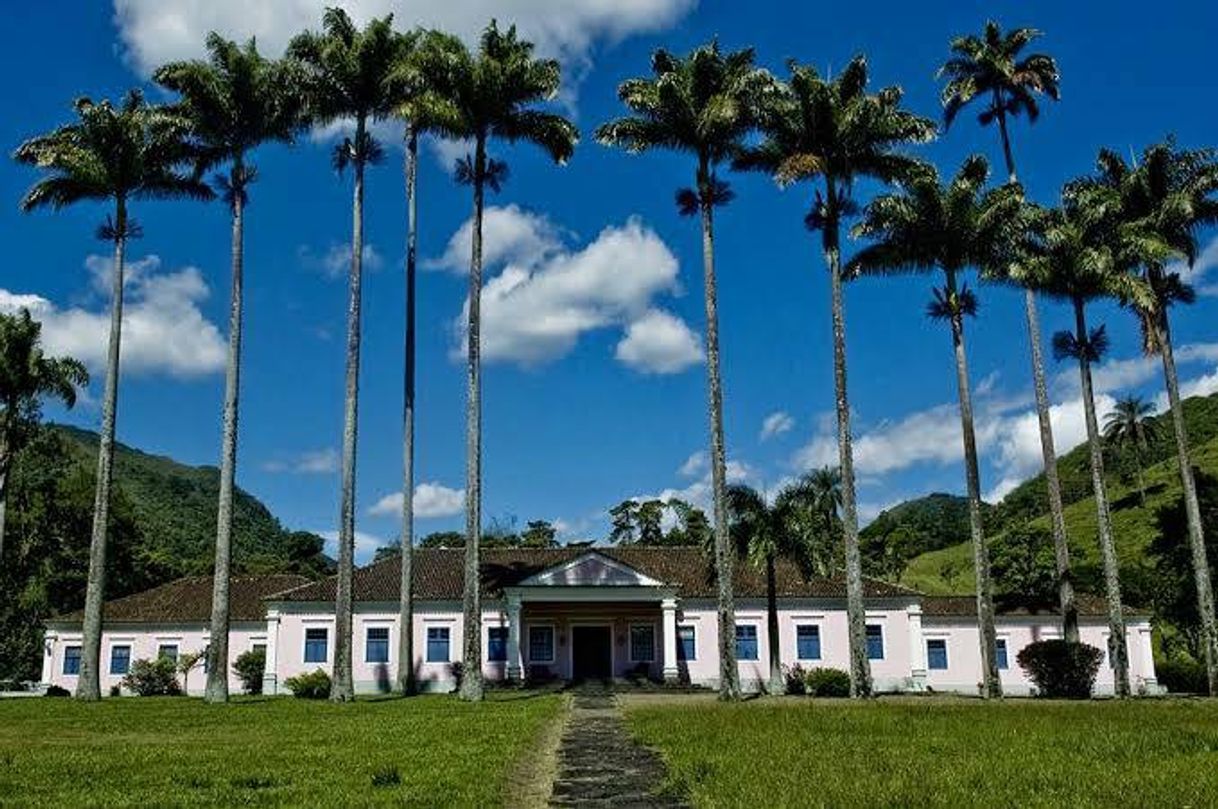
[906,603,927,691]
[262,609,281,696]
[506,594,523,682]
[1139,627,1158,690]
[662,597,679,682]
[40,632,57,687]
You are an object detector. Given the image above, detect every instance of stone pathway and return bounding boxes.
[548,689,686,808]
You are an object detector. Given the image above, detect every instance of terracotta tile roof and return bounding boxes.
[922,594,1149,618]
[51,574,311,624]
[272,547,920,602]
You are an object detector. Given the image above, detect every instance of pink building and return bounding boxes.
[42,548,1158,696]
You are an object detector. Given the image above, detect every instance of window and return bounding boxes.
[157,644,179,664]
[927,639,948,670]
[427,627,451,663]
[109,645,131,675]
[252,643,267,657]
[995,638,1009,670]
[796,625,821,660]
[528,626,554,663]
[630,625,655,662]
[304,628,328,663]
[366,626,390,664]
[487,627,508,662]
[677,626,696,661]
[866,625,884,660]
[63,646,81,675]
[736,624,758,661]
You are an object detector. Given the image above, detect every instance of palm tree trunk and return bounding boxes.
[1154,310,1217,695]
[397,126,418,696]
[825,190,871,698]
[77,197,128,701]
[765,551,782,694]
[1073,298,1130,697]
[332,120,367,703]
[996,106,1079,644]
[205,163,247,704]
[945,268,1001,699]
[0,437,9,568]
[459,135,486,702]
[699,160,738,701]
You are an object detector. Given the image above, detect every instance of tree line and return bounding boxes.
[6,11,1217,704]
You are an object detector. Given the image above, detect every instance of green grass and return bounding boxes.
[0,693,563,808]
[624,696,1218,808]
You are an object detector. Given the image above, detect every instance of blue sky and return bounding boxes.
[3,1,1216,561]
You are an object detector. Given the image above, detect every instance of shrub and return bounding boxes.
[804,667,851,698]
[284,669,331,699]
[1157,657,1207,694]
[782,664,809,695]
[109,685,121,698]
[44,684,70,698]
[122,657,182,696]
[1017,640,1103,698]
[232,648,266,695]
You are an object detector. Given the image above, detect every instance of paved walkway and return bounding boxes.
[548,690,686,808]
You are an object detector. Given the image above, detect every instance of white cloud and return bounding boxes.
[0,254,226,378]
[678,451,706,477]
[614,309,703,374]
[317,529,386,563]
[637,457,756,516]
[262,448,338,475]
[442,211,697,370]
[369,482,466,519]
[759,411,795,441]
[1172,233,1218,285]
[299,242,385,279]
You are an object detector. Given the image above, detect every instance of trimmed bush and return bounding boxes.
[44,684,70,698]
[284,669,331,699]
[782,664,809,695]
[232,648,266,695]
[122,658,182,697]
[1157,658,1207,694]
[804,667,851,698]
[1017,640,1102,698]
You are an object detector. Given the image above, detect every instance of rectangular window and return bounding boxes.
[109,645,131,675]
[927,639,948,670]
[866,624,884,660]
[995,638,1009,671]
[427,627,451,663]
[736,624,759,661]
[252,643,267,657]
[487,627,508,662]
[304,628,328,663]
[796,625,821,660]
[630,625,655,662]
[365,626,390,664]
[157,644,179,664]
[528,626,554,663]
[677,626,696,661]
[63,645,81,675]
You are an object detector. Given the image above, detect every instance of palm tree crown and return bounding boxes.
[1103,395,1156,448]
[939,21,1060,132]
[0,310,88,419]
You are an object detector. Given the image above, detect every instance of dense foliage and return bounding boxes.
[1017,639,1103,698]
[121,657,182,697]
[285,669,332,699]
[804,667,852,697]
[232,649,267,695]
[861,493,995,577]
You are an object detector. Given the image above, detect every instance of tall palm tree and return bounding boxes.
[385,28,464,696]
[734,57,935,697]
[1103,395,1157,504]
[424,21,576,701]
[155,33,302,704]
[1082,142,1218,693]
[1014,197,1159,698]
[287,8,401,703]
[938,21,1078,642]
[850,155,1026,699]
[14,90,210,700]
[0,310,87,564]
[598,41,777,701]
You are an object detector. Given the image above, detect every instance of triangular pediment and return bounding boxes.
[519,552,664,587]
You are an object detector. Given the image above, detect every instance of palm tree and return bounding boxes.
[1014,197,1159,698]
[14,90,210,700]
[598,41,776,701]
[1103,395,1157,504]
[937,21,1078,642]
[850,155,1026,699]
[424,21,576,701]
[287,8,401,703]
[734,57,935,697]
[155,33,302,704]
[0,310,88,564]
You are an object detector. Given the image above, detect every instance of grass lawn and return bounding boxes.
[624,695,1218,808]
[0,692,564,808]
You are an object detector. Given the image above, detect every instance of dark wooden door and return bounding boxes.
[572,626,612,681]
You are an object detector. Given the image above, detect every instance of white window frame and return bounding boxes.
[925,637,949,670]
[865,623,885,661]
[528,624,556,664]
[734,623,760,661]
[628,623,656,663]
[425,625,452,664]
[795,623,822,661]
[677,624,697,661]
[303,627,329,664]
[486,625,509,663]
[364,625,391,664]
